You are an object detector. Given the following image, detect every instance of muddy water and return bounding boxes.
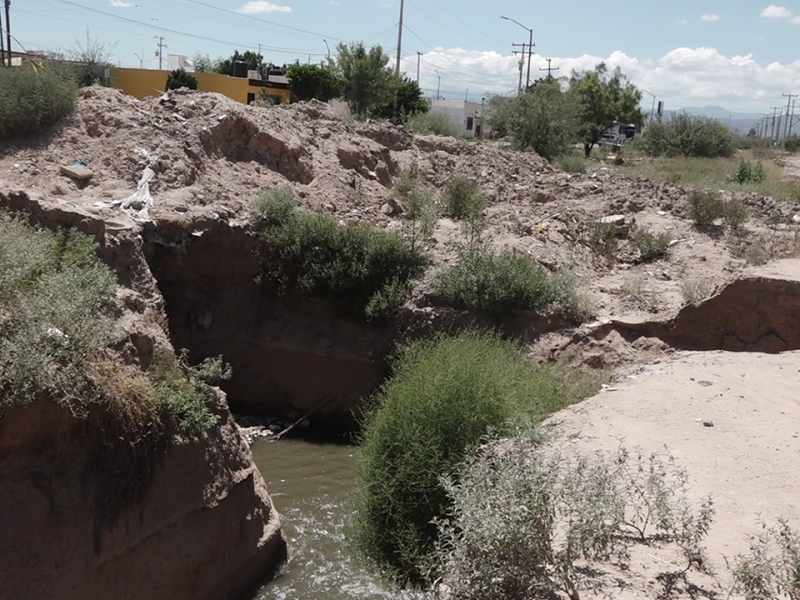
[250,438,425,600]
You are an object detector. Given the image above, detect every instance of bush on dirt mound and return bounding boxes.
[0,66,78,141]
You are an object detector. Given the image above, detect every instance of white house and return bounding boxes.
[429,99,491,139]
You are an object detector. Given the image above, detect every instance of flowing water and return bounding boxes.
[250,437,426,600]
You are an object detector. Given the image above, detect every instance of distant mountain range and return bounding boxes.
[658,105,773,134]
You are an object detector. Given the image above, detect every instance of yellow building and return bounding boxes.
[109,67,291,105]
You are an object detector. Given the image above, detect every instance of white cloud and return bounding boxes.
[701,13,720,21]
[677,19,689,25]
[760,5,793,18]
[328,0,340,4]
[792,15,800,24]
[400,46,800,112]
[235,1,291,14]
[110,0,134,7]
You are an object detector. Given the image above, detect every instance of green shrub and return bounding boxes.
[588,221,619,259]
[165,68,198,91]
[630,226,671,261]
[393,165,438,253]
[556,153,587,174]
[0,66,79,141]
[688,189,725,227]
[442,176,485,220]
[640,112,736,158]
[729,159,767,185]
[723,198,749,231]
[436,440,715,598]
[784,135,800,153]
[352,331,596,582]
[252,189,424,320]
[433,248,583,318]
[406,112,460,137]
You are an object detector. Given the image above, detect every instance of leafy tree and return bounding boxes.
[215,50,268,78]
[641,112,736,158]
[334,42,396,117]
[191,53,215,73]
[166,69,198,91]
[371,77,429,120]
[568,63,644,157]
[285,62,342,102]
[488,79,577,160]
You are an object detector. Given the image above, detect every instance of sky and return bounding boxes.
[7,0,800,113]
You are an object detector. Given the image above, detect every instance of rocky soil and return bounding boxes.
[2,87,800,599]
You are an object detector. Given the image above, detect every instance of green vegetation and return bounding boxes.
[630,226,671,262]
[214,49,269,78]
[639,112,736,158]
[433,248,588,319]
[0,210,221,431]
[252,188,424,320]
[334,42,396,117]
[405,111,460,137]
[436,441,715,599]
[729,159,767,184]
[569,62,644,157]
[0,66,79,141]
[352,331,601,582]
[681,279,714,306]
[556,153,588,174]
[392,165,438,253]
[489,80,578,160]
[441,176,485,220]
[587,221,619,260]
[285,62,342,102]
[371,77,429,121]
[618,152,800,203]
[165,68,198,91]
[785,135,800,153]
[688,189,749,230]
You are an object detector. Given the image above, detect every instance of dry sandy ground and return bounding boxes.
[544,349,800,598]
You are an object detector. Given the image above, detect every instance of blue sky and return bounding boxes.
[9,0,800,111]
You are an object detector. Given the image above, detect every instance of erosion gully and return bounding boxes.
[144,222,800,599]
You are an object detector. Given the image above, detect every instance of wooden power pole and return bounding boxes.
[539,58,560,80]
[782,93,798,140]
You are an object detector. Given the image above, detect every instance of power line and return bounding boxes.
[405,0,505,47]
[425,0,507,45]
[402,24,490,82]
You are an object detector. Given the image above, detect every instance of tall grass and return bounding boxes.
[252,189,425,321]
[0,65,79,141]
[351,330,601,583]
[433,248,589,320]
[406,112,460,137]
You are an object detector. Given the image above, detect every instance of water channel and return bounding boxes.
[250,437,426,600]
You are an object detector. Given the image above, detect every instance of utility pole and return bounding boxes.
[323,39,330,61]
[782,94,797,140]
[789,99,797,138]
[0,3,6,67]
[502,15,534,89]
[770,106,781,142]
[395,0,404,76]
[512,43,526,94]
[4,0,11,67]
[539,58,559,80]
[434,68,440,100]
[155,36,166,70]
[416,51,421,84]
[134,48,144,69]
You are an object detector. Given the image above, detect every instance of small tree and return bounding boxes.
[285,62,341,102]
[569,63,644,157]
[641,112,736,158]
[372,77,429,120]
[215,50,269,79]
[488,79,577,160]
[64,29,115,87]
[334,42,396,117]
[166,69,198,91]
[191,53,215,73]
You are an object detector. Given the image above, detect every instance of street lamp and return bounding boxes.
[434,68,441,100]
[641,89,656,124]
[501,15,533,90]
[323,39,330,61]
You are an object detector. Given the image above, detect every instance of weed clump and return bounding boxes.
[436,440,715,599]
[351,331,599,583]
[588,221,619,260]
[406,112,460,137]
[442,176,485,220]
[252,188,424,321]
[630,226,671,262]
[0,66,79,141]
[729,159,767,185]
[688,190,726,227]
[433,248,586,319]
[556,153,588,174]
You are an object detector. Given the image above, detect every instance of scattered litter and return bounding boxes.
[703,420,715,427]
[657,210,667,216]
[73,158,88,166]
[93,149,156,222]
[697,380,713,387]
[601,384,618,392]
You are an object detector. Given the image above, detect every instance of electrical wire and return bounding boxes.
[405,0,504,47]
[425,0,507,45]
